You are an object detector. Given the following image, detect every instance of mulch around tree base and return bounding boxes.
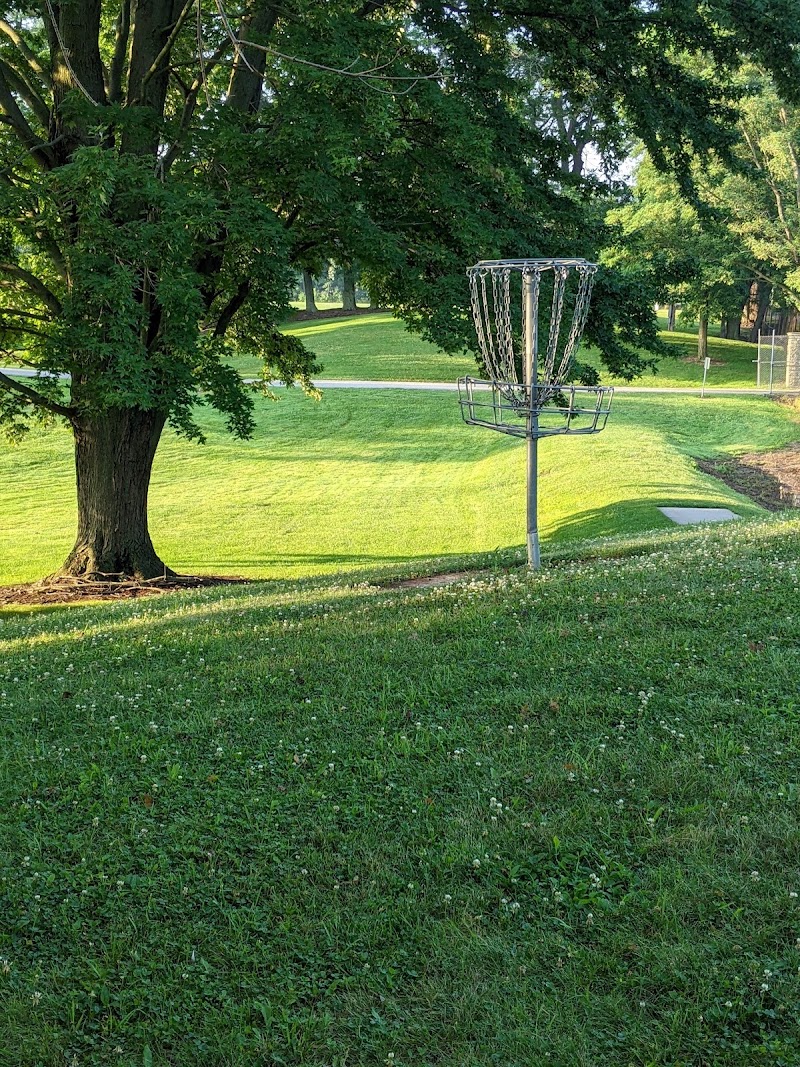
[697,443,800,511]
[0,575,250,608]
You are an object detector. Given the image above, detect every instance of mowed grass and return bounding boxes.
[2,516,800,1064]
[227,313,477,382]
[227,309,762,389]
[2,390,799,586]
[585,331,761,391]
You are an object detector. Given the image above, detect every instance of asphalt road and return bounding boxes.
[1,367,789,397]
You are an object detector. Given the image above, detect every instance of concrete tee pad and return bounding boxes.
[659,507,739,525]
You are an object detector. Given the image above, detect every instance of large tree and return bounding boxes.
[2,0,800,580]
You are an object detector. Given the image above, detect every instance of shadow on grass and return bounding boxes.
[546,497,752,543]
[193,551,499,568]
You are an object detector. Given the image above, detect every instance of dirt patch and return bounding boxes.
[382,570,478,590]
[0,574,250,608]
[698,444,800,511]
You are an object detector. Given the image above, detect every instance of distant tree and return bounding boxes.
[716,71,800,311]
[301,269,318,314]
[341,265,357,312]
[606,158,761,360]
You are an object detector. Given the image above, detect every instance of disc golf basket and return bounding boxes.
[458,258,614,568]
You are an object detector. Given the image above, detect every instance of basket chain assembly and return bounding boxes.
[459,257,614,568]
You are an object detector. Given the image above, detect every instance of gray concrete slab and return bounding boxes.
[659,506,739,525]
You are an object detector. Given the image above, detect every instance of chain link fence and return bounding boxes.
[756,332,800,393]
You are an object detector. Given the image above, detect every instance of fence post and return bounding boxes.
[787,333,800,391]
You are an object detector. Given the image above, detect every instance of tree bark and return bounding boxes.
[342,265,357,311]
[698,311,708,362]
[59,410,173,580]
[739,280,771,344]
[302,268,317,313]
[666,302,676,331]
[721,314,740,339]
[748,283,770,343]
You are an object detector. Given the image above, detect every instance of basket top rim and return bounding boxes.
[468,258,597,271]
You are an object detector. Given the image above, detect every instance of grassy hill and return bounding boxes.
[2,516,800,1064]
[227,312,478,382]
[225,310,763,390]
[2,390,798,585]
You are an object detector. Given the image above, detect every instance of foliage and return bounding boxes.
[3,0,800,433]
[605,68,800,334]
[2,515,800,1063]
[719,72,800,308]
[605,156,755,328]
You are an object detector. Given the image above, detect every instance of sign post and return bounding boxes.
[701,356,711,398]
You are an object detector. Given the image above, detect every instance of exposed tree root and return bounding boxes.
[0,574,250,608]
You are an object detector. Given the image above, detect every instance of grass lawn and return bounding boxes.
[227,313,477,382]
[584,331,760,391]
[226,310,762,389]
[2,515,800,1064]
[2,391,798,586]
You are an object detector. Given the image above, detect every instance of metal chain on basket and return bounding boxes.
[543,264,568,383]
[521,264,541,381]
[468,260,597,401]
[492,268,515,381]
[554,263,598,383]
[468,270,490,376]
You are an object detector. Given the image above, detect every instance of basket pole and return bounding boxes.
[524,272,541,569]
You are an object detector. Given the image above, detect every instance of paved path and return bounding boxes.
[1,367,792,398]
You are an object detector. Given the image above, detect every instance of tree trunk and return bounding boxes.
[342,266,357,312]
[302,268,317,313]
[667,303,676,331]
[698,311,709,362]
[721,314,740,340]
[59,410,172,580]
[748,284,771,343]
[739,280,771,343]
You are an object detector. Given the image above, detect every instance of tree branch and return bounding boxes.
[0,263,62,315]
[0,368,75,419]
[160,40,231,174]
[213,279,251,337]
[780,107,800,213]
[0,19,48,82]
[357,0,392,17]
[108,0,131,102]
[0,64,53,167]
[138,0,196,96]
[0,306,50,321]
[0,55,50,127]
